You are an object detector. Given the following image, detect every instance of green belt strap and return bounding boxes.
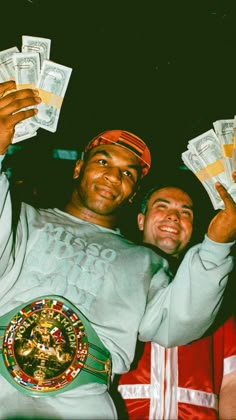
[0,295,112,397]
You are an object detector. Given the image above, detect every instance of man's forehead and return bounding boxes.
[150,187,193,207]
[88,144,141,164]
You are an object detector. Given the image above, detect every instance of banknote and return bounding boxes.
[213,119,234,183]
[0,36,72,141]
[0,62,8,82]
[182,149,225,209]
[182,128,236,209]
[12,126,37,144]
[12,52,40,140]
[0,46,19,80]
[31,60,72,132]
[187,129,228,188]
[232,116,236,172]
[22,35,51,67]
[0,49,38,143]
[13,52,40,88]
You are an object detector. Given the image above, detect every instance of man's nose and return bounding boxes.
[167,210,179,222]
[104,167,122,183]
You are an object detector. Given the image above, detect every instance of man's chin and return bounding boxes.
[155,240,179,256]
[92,206,117,217]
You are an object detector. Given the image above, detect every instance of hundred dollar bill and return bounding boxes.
[11,52,40,142]
[12,125,37,144]
[31,60,72,133]
[213,119,234,144]
[183,129,236,209]
[213,119,234,183]
[0,61,8,82]
[232,116,236,172]
[22,35,51,67]
[13,52,40,89]
[187,129,229,188]
[0,46,20,80]
[12,116,38,144]
[182,149,225,209]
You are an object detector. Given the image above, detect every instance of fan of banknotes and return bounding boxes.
[182,118,236,209]
[0,35,72,143]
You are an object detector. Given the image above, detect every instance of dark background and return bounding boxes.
[1,0,236,239]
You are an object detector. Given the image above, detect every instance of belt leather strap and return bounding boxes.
[0,295,111,397]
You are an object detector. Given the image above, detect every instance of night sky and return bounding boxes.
[1,0,236,235]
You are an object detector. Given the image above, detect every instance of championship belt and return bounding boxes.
[0,296,111,397]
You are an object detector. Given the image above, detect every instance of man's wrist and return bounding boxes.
[202,234,235,264]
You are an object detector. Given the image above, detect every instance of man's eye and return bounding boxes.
[182,210,192,217]
[98,159,107,165]
[156,204,166,209]
[123,170,132,178]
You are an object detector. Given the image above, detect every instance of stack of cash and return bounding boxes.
[0,35,72,143]
[182,118,236,209]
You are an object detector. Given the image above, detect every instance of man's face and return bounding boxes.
[73,144,140,217]
[137,187,194,257]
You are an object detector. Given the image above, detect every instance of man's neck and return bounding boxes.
[64,201,118,230]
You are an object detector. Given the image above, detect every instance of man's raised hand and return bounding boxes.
[207,181,236,243]
[0,81,41,154]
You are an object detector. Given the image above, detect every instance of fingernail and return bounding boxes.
[33,89,39,96]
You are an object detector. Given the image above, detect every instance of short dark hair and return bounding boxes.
[139,185,194,215]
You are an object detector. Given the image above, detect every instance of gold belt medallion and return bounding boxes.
[2,298,89,393]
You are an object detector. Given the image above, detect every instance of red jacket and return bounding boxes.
[118,316,236,420]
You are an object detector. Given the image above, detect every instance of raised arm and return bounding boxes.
[0,81,41,275]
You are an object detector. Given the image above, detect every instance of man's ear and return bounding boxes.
[137,212,145,231]
[73,159,83,179]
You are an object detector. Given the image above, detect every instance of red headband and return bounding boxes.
[84,130,151,178]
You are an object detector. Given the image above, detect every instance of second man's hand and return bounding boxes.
[207,181,236,243]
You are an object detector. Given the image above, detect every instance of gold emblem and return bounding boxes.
[3,298,89,393]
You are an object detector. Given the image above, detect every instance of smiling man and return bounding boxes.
[118,184,236,420]
[65,141,143,225]
[138,186,194,257]
[0,80,236,419]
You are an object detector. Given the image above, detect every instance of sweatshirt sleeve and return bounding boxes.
[0,155,13,276]
[139,235,235,347]
[0,154,15,277]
